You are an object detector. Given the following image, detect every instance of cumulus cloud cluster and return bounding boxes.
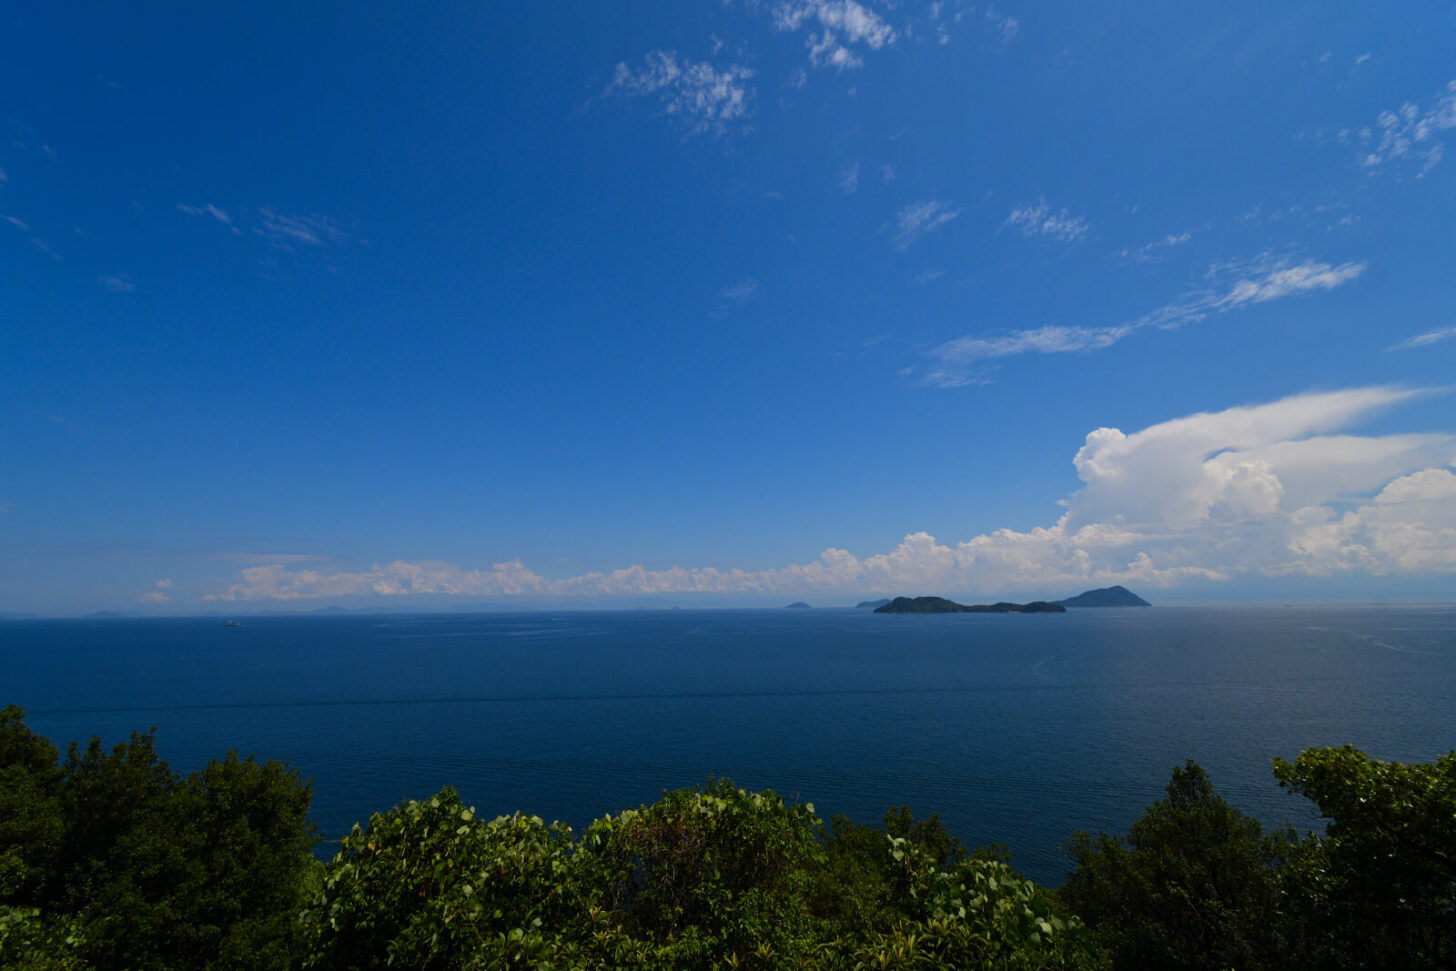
[609,52,756,137]
[1357,78,1456,174]
[772,0,896,70]
[205,387,1456,603]
[1004,200,1089,242]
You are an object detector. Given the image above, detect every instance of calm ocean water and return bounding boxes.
[3,605,1452,883]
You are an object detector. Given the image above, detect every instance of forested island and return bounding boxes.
[2,704,1452,969]
[874,596,1067,614]
[855,598,892,609]
[1056,586,1151,607]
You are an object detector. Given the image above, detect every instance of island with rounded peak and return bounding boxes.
[1055,585,1151,607]
[784,601,812,609]
[873,596,1066,614]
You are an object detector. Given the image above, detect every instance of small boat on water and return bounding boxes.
[225,620,242,627]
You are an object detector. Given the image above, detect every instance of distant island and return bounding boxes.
[874,596,1066,614]
[1055,585,1150,608]
[855,598,892,609]
[784,602,811,609]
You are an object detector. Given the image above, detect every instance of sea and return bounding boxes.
[3,605,1453,885]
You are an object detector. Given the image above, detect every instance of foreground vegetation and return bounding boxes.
[2,705,1452,969]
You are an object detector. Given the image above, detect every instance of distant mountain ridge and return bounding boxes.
[855,598,892,609]
[1055,585,1150,607]
[874,597,1066,614]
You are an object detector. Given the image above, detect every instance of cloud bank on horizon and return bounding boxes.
[204,387,1456,603]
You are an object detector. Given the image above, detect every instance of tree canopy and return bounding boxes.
[3,704,1454,969]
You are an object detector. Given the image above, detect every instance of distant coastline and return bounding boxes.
[874,596,1066,614]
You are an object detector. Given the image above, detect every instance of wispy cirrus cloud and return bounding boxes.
[178,203,353,249]
[255,207,351,248]
[835,161,859,194]
[1114,231,1192,264]
[30,239,61,262]
[1388,325,1456,351]
[1356,78,1456,175]
[922,255,1365,383]
[609,51,755,137]
[720,278,761,302]
[176,202,239,234]
[772,0,896,70]
[894,199,960,250]
[203,388,1456,602]
[984,6,1020,47]
[1004,199,1090,242]
[98,273,135,293]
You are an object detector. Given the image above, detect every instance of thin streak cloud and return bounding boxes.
[1388,325,1456,351]
[922,256,1365,383]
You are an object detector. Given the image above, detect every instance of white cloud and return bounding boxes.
[720,278,761,302]
[139,578,173,604]
[1004,199,1089,242]
[985,7,1020,46]
[925,255,1364,376]
[772,0,895,70]
[98,273,134,293]
[2,215,27,231]
[894,199,960,250]
[255,207,350,248]
[176,202,237,232]
[1357,78,1456,174]
[205,559,549,602]
[880,163,895,183]
[610,51,755,137]
[1388,324,1456,351]
[913,266,943,284]
[203,388,1456,602]
[836,161,859,194]
[1114,231,1192,264]
[179,202,350,247]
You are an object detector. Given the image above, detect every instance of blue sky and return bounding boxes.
[2,2,1454,613]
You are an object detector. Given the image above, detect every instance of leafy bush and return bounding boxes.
[303,788,575,970]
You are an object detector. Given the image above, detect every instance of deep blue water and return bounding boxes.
[3,605,1453,884]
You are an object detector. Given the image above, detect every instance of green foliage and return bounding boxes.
[1061,761,1294,970]
[573,779,823,968]
[0,906,86,970]
[1274,745,1456,968]
[0,709,316,971]
[0,706,64,903]
[22,700,1456,971]
[303,787,575,970]
[832,835,1102,969]
[304,780,1099,970]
